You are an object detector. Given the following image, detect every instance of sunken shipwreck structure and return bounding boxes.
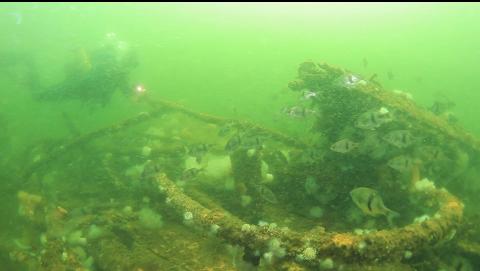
[4,61,480,271]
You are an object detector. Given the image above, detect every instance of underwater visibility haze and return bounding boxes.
[1,2,480,271]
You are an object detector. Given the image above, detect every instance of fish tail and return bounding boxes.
[386,209,400,226]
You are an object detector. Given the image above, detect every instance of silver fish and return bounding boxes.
[225,134,242,152]
[392,89,413,100]
[344,74,361,86]
[188,143,211,163]
[355,109,393,130]
[429,97,455,116]
[255,184,278,204]
[282,106,316,118]
[218,121,237,137]
[358,132,387,159]
[383,130,415,148]
[416,146,443,162]
[225,133,263,152]
[387,155,415,172]
[182,168,203,181]
[350,187,399,219]
[301,90,318,100]
[330,139,359,153]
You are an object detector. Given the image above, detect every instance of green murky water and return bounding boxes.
[1,3,479,271]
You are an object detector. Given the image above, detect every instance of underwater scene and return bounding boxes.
[1,2,480,271]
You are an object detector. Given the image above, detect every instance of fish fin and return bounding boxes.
[353,142,361,150]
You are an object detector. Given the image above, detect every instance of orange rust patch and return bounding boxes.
[332,233,354,247]
[210,210,225,221]
[281,262,306,271]
[445,200,463,211]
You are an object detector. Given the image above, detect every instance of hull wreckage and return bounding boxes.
[7,61,480,270]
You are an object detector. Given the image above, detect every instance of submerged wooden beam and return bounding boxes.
[151,172,463,268]
[143,97,307,149]
[22,97,306,183]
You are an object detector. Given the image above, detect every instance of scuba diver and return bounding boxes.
[33,33,139,106]
[32,33,139,107]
